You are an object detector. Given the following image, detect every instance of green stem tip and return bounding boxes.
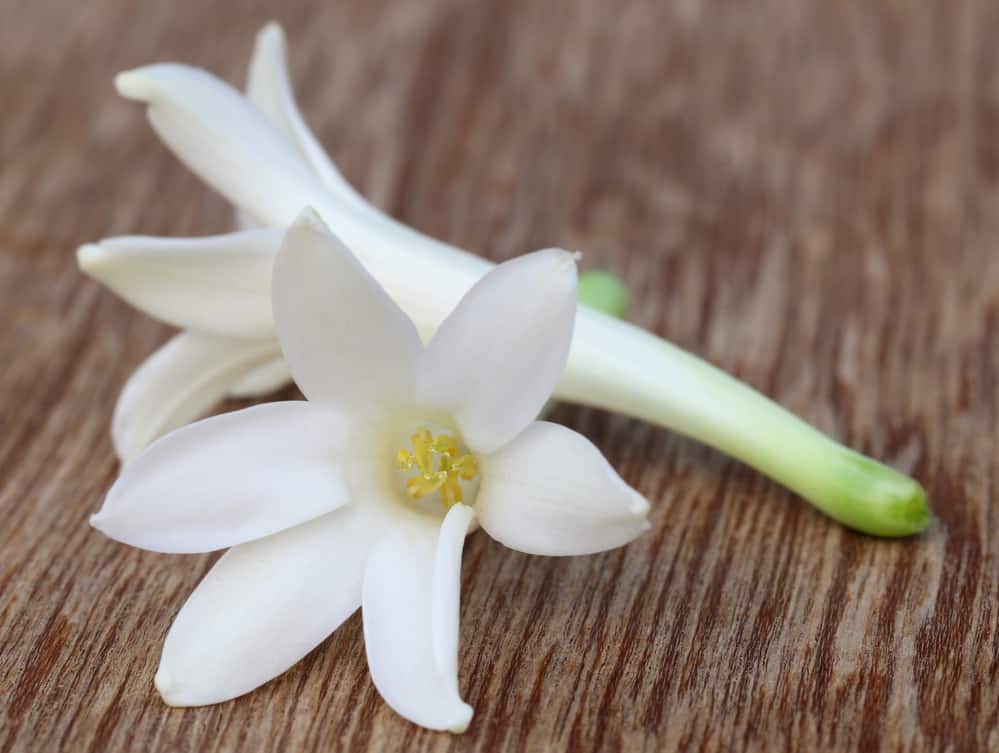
[804,447,930,537]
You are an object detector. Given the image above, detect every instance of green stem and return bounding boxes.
[558,308,930,537]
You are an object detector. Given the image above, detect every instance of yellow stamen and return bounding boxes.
[397,428,479,509]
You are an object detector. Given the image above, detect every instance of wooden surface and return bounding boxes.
[2,1,998,751]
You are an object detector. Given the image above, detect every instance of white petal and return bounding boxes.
[227,358,292,398]
[243,21,495,267]
[362,505,475,732]
[431,505,475,696]
[115,59,494,274]
[272,210,422,413]
[93,401,350,553]
[77,229,281,338]
[156,503,379,706]
[417,249,578,454]
[114,60,498,337]
[112,332,281,463]
[246,23,367,209]
[477,421,650,556]
[115,63,328,228]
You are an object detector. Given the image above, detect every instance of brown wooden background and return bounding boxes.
[2,1,998,751]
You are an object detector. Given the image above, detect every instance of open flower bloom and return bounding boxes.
[90,210,650,732]
[79,23,928,537]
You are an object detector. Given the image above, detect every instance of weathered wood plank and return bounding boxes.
[2,0,997,750]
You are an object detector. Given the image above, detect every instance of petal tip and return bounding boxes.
[447,702,474,734]
[88,510,106,531]
[293,205,326,231]
[76,243,107,273]
[630,492,651,518]
[530,247,579,295]
[541,246,579,270]
[155,665,188,707]
[257,20,285,46]
[115,69,152,100]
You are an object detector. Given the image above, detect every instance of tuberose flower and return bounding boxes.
[79,23,929,537]
[91,210,650,732]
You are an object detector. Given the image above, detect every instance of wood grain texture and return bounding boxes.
[1,0,997,750]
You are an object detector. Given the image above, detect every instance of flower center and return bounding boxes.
[396,428,480,510]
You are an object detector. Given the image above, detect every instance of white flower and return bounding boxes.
[71,23,636,464]
[79,23,524,463]
[91,210,650,732]
[78,23,929,537]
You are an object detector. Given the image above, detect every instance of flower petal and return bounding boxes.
[362,505,475,732]
[156,503,379,706]
[246,23,367,209]
[77,229,281,338]
[115,63,328,228]
[272,210,422,413]
[114,59,497,343]
[227,358,292,398]
[111,332,281,463]
[93,401,350,553]
[417,249,578,454]
[115,60,493,282]
[477,421,650,556]
[431,505,474,697]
